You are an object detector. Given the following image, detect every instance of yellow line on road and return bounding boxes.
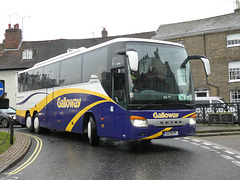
[5,133,42,175]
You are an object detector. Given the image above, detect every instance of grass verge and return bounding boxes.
[0,131,15,154]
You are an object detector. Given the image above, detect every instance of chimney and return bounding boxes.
[235,0,240,12]
[4,23,22,49]
[101,28,108,38]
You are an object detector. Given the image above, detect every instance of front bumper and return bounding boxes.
[128,123,196,140]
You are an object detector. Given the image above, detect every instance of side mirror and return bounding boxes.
[126,50,138,71]
[116,48,139,71]
[181,55,211,76]
[199,57,210,76]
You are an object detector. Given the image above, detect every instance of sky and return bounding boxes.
[0,0,237,42]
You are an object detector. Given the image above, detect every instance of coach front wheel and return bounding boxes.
[26,113,34,132]
[87,116,99,146]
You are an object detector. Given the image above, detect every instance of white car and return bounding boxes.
[195,96,227,105]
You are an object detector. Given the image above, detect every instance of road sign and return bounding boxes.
[0,80,4,98]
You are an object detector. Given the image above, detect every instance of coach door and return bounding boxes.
[110,67,127,138]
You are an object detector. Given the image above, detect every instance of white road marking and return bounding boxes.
[178,137,240,168]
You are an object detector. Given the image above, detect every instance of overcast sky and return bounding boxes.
[0,0,237,42]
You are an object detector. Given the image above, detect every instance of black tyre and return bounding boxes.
[87,116,99,146]
[1,118,9,128]
[33,113,42,134]
[26,113,34,132]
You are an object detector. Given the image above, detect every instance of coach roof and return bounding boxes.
[19,38,184,73]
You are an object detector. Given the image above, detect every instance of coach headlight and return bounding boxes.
[130,116,149,127]
[189,114,196,125]
[189,118,196,125]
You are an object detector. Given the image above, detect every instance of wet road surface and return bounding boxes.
[1,128,240,180]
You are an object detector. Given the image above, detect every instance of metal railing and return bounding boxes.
[195,103,240,125]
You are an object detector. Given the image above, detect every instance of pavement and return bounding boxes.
[195,123,240,136]
[0,132,31,173]
[0,123,240,173]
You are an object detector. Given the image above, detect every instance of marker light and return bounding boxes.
[130,116,149,127]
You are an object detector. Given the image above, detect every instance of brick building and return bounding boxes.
[0,25,155,108]
[153,5,240,102]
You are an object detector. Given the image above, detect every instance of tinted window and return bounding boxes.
[82,47,108,82]
[43,62,60,88]
[26,70,33,91]
[111,43,124,68]
[32,68,43,90]
[18,73,27,92]
[60,56,82,85]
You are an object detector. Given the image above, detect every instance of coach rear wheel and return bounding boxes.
[33,113,41,134]
[87,116,99,146]
[26,113,34,132]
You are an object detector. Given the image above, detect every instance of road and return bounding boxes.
[200,135,240,152]
[1,128,240,180]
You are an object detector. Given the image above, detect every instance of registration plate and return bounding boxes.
[164,131,178,136]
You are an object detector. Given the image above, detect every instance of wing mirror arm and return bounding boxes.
[181,55,211,76]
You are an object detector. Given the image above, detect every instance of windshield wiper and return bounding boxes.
[186,103,195,108]
[137,101,194,110]
[138,100,162,110]
[167,103,195,108]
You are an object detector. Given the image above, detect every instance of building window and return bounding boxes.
[22,49,33,60]
[227,33,240,47]
[230,90,240,102]
[228,61,240,82]
[195,87,209,98]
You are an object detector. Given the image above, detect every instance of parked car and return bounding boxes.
[195,96,227,105]
[195,96,232,113]
[0,107,17,128]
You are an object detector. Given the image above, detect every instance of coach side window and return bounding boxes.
[18,73,26,92]
[32,68,43,90]
[43,62,60,88]
[82,47,108,83]
[60,56,82,85]
[26,70,33,91]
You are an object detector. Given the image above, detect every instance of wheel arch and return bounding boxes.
[25,110,38,121]
[25,110,31,121]
[25,110,30,117]
[33,110,38,118]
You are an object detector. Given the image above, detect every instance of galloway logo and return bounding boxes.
[153,112,179,119]
[57,97,81,108]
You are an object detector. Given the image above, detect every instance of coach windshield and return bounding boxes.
[126,42,194,110]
